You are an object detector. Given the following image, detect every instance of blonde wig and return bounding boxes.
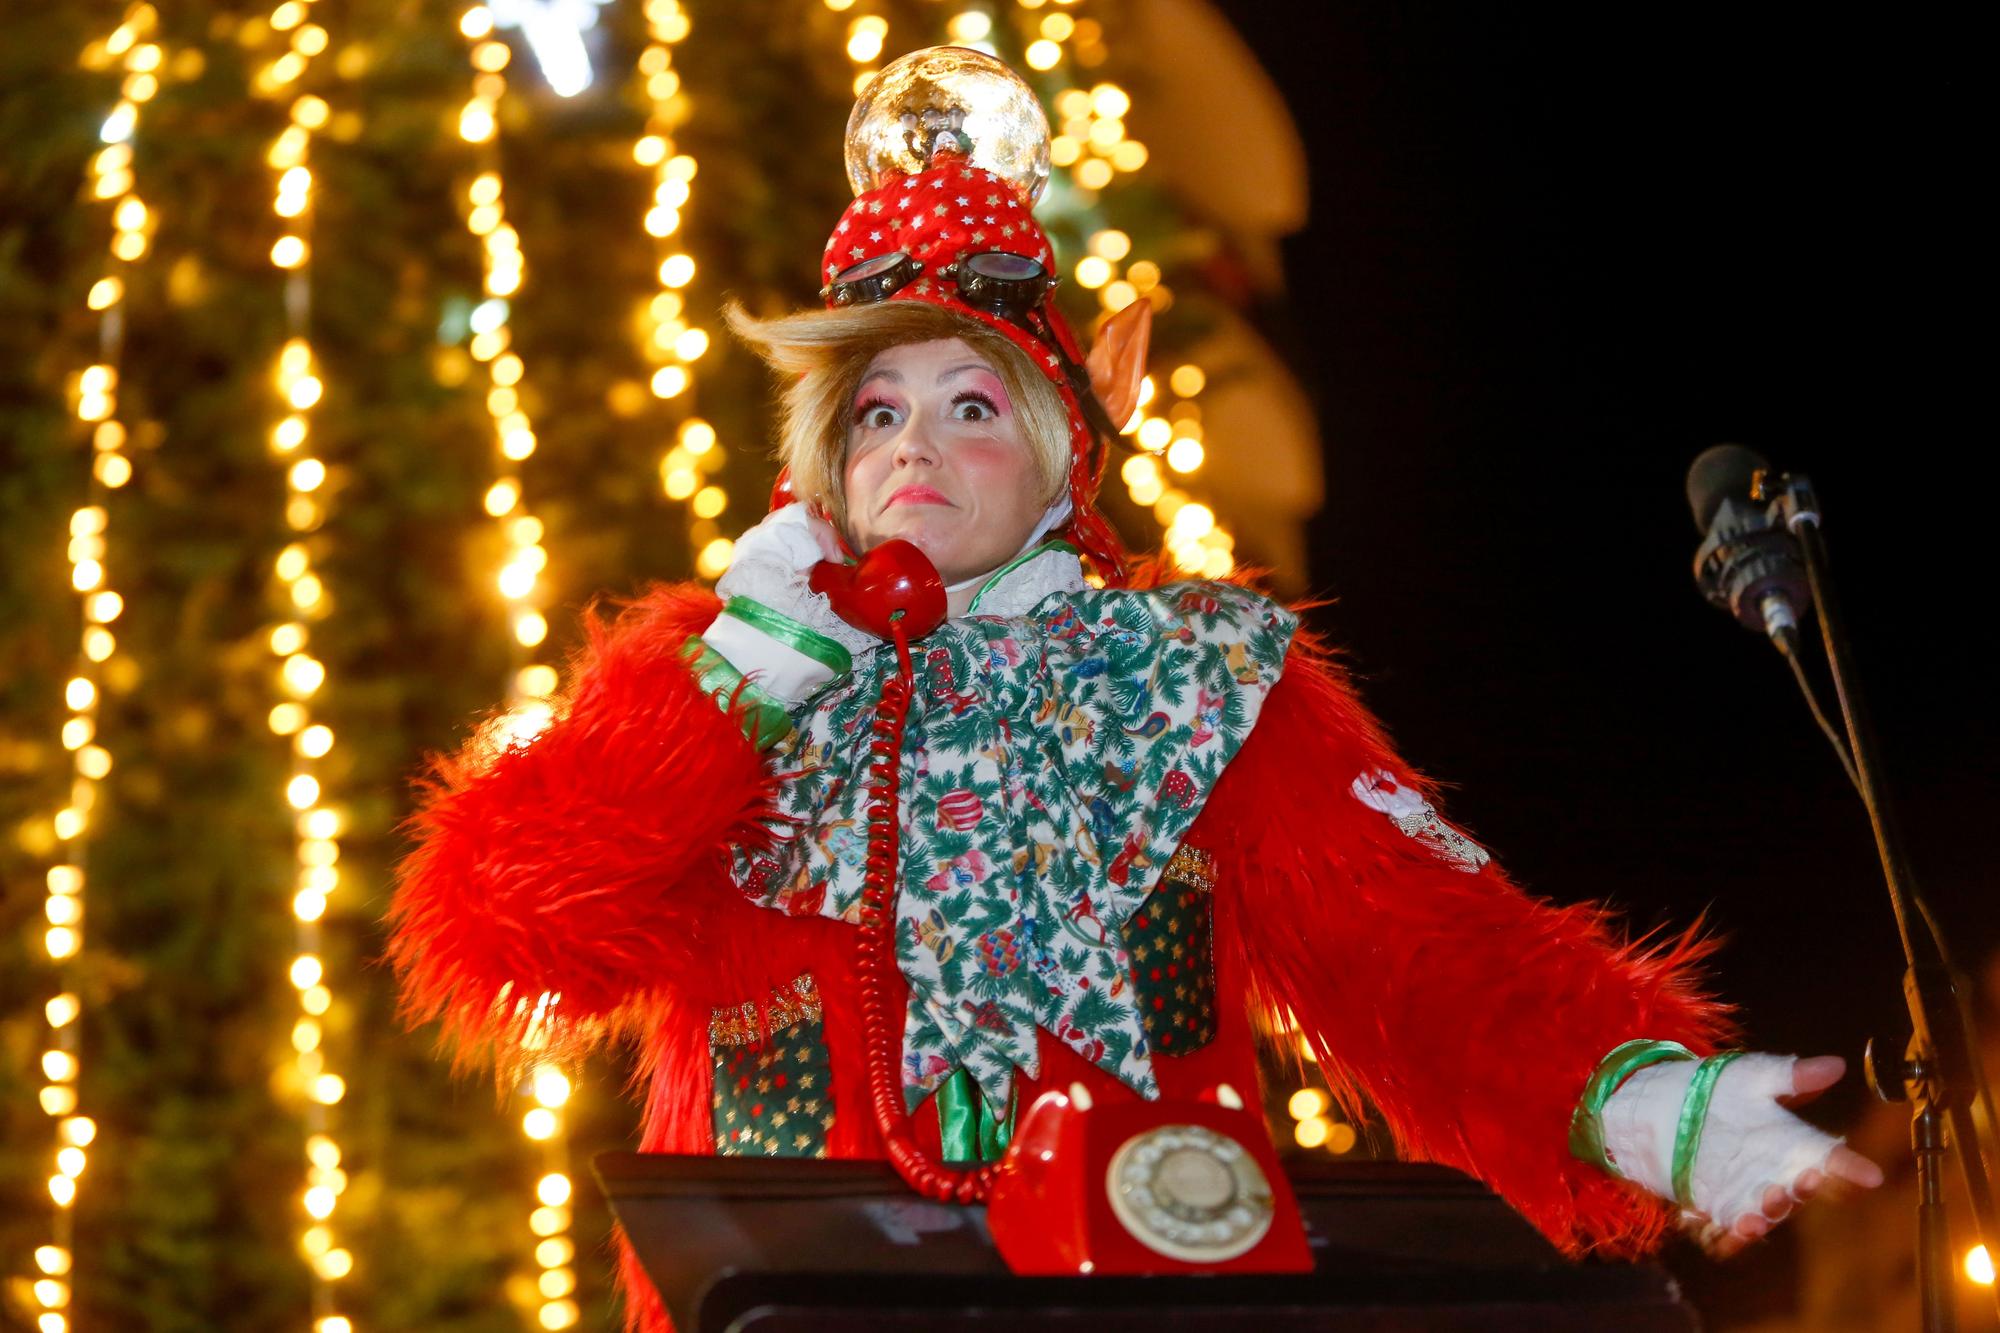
[723,298,1074,530]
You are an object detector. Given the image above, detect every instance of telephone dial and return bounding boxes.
[812,539,1311,1277]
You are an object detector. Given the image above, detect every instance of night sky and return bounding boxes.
[1211,2,1991,1307]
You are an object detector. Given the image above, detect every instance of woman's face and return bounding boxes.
[842,337,1050,585]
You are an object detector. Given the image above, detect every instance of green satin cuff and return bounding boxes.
[721,597,852,675]
[680,636,793,747]
[1672,1051,1744,1207]
[936,1067,1014,1165]
[1569,1038,1697,1178]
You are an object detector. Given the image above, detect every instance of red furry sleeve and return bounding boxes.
[1202,630,1737,1258]
[384,581,788,1072]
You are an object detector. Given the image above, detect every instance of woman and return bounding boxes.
[386,48,1878,1330]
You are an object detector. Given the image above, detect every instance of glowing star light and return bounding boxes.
[488,0,614,97]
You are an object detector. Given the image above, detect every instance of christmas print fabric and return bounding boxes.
[733,551,1297,1118]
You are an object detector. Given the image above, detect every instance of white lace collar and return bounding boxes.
[963,541,1088,619]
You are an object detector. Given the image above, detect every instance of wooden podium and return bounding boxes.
[595,1153,1699,1332]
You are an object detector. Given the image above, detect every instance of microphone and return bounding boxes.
[1687,443,1810,652]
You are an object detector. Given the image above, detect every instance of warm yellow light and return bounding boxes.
[1074,256,1111,289]
[70,560,103,593]
[318,1248,353,1279]
[313,1073,346,1105]
[539,1297,580,1329]
[59,1116,96,1148]
[523,1106,559,1140]
[532,1065,572,1108]
[33,1278,70,1308]
[644,205,681,237]
[691,485,728,519]
[304,1185,336,1219]
[1968,1244,1995,1286]
[46,994,81,1027]
[634,134,667,166]
[298,724,334,759]
[1025,39,1061,70]
[271,235,308,268]
[65,677,97,711]
[1294,1115,1330,1149]
[1325,1120,1357,1153]
[113,197,147,231]
[306,1135,341,1171]
[41,1087,79,1117]
[498,561,537,600]
[46,897,83,927]
[539,1267,577,1299]
[501,427,537,461]
[286,774,321,810]
[673,327,710,361]
[1171,503,1215,539]
[87,277,123,309]
[82,626,114,662]
[35,1246,71,1276]
[1137,417,1172,451]
[459,99,496,143]
[1090,82,1132,119]
[651,366,690,399]
[846,29,885,62]
[1088,117,1125,150]
[514,611,549,647]
[289,458,327,494]
[293,889,327,922]
[659,252,696,288]
[316,1318,352,1333]
[1089,229,1132,262]
[537,1236,576,1268]
[480,480,521,519]
[282,653,326,697]
[530,1205,571,1237]
[695,537,734,580]
[1166,438,1205,473]
[1076,158,1114,191]
[43,1051,79,1082]
[1287,1088,1329,1121]
[290,954,324,989]
[472,38,510,71]
[302,984,332,1016]
[537,1172,573,1206]
[57,1147,87,1178]
[1101,280,1138,312]
[269,702,307,735]
[468,172,502,207]
[286,375,323,410]
[679,418,716,453]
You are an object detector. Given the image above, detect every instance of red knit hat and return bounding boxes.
[810,150,1128,583]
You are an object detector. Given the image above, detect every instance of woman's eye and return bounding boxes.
[950,392,998,421]
[856,402,900,429]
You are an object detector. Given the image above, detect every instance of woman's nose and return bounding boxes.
[890,419,940,467]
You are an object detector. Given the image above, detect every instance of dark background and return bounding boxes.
[1213,1,1991,1316]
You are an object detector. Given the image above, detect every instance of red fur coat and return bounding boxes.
[386,576,1732,1330]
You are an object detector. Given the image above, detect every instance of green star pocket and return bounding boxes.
[708,974,834,1158]
[1128,845,1218,1055]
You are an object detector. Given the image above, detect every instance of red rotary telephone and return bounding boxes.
[811,540,1311,1276]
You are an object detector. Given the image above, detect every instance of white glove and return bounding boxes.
[702,504,875,704]
[1601,1052,1840,1230]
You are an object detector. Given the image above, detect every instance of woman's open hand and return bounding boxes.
[1601,1051,1885,1259]
[1676,1055,1885,1257]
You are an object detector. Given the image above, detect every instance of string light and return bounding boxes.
[249,4,355,1329]
[457,10,579,1324]
[23,9,168,1328]
[1010,5,1236,577]
[843,11,889,97]
[628,2,732,581]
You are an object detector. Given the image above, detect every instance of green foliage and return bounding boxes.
[0,0,1243,1327]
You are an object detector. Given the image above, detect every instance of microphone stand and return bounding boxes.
[1765,471,1999,1332]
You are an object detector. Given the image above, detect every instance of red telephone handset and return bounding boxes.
[809,539,947,642]
[815,540,1311,1276]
